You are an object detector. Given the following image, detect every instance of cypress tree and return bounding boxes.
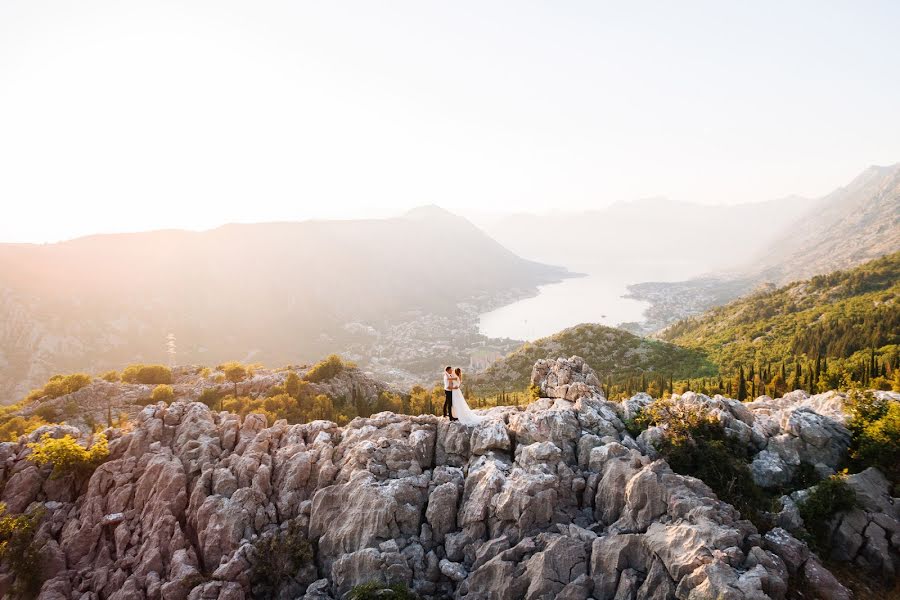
[737,366,747,402]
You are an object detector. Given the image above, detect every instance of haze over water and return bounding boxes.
[478,259,702,341]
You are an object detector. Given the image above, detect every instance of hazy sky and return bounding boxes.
[2,1,899,243]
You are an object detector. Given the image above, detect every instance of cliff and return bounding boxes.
[0,358,896,599]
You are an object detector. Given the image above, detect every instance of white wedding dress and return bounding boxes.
[451,382,484,426]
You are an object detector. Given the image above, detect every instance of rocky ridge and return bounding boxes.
[15,364,393,431]
[0,357,896,599]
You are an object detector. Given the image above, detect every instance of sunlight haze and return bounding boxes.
[1,1,899,242]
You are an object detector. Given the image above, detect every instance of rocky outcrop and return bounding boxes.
[745,391,853,488]
[635,389,860,490]
[818,467,900,581]
[0,357,887,599]
[15,365,394,434]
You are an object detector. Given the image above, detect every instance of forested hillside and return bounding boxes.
[470,253,900,402]
[468,323,717,398]
[662,251,900,396]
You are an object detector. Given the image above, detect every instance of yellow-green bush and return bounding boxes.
[33,403,61,422]
[634,398,767,528]
[27,433,109,479]
[285,371,302,397]
[248,519,313,596]
[847,392,900,483]
[310,394,334,421]
[0,503,44,598]
[150,384,175,403]
[101,370,120,382]
[222,394,304,424]
[25,373,92,402]
[121,364,172,385]
[347,582,417,600]
[798,474,856,549]
[219,362,249,398]
[0,415,48,442]
[305,354,352,383]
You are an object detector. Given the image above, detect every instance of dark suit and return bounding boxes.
[442,372,455,419]
[444,389,453,419]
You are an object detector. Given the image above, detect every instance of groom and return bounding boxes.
[442,366,457,421]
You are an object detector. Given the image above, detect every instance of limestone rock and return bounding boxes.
[530,356,603,401]
[0,359,866,600]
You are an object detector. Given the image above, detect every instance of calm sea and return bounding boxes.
[477,260,702,341]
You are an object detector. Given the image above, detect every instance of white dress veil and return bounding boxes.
[451,378,484,425]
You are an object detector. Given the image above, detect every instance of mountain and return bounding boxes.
[473,195,817,271]
[469,323,717,396]
[0,355,893,598]
[626,164,900,332]
[752,163,900,284]
[0,207,567,403]
[661,251,900,382]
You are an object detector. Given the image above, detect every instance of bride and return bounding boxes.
[450,368,484,426]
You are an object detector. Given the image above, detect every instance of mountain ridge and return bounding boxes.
[624,163,900,332]
[0,355,894,598]
[0,208,567,404]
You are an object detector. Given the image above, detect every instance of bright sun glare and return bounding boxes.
[1,1,899,242]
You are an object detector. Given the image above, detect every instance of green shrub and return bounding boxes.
[846,392,900,482]
[121,364,173,385]
[347,581,418,600]
[222,394,305,425]
[305,354,349,383]
[101,370,120,382]
[150,384,175,403]
[25,373,92,402]
[623,407,649,438]
[198,387,225,409]
[0,503,44,598]
[285,371,301,397]
[33,403,61,422]
[266,384,287,397]
[248,519,314,596]
[63,400,79,420]
[219,361,249,398]
[798,474,856,550]
[638,398,768,528]
[27,433,109,479]
[787,462,822,492]
[0,416,48,442]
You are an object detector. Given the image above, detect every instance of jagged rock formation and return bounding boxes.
[15,365,392,432]
[0,357,895,599]
[630,389,858,490]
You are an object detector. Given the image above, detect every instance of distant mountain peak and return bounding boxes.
[403,205,461,220]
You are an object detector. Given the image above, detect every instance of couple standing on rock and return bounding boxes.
[442,366,484,426]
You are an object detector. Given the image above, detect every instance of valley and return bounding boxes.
[2,4,898,598]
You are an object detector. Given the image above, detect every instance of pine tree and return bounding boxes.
[737,366,747,402]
